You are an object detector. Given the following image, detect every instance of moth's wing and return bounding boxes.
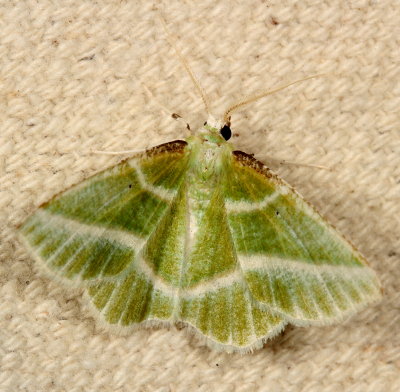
[19,140,191,326]
[225,151,381,325]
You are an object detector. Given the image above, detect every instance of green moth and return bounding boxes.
[18,23,381,352]
[19,114,381,353]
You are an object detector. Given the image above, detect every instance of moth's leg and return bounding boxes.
[257,154,333,171]
[142,83,192,135]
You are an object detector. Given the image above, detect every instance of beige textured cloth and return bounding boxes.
[1,1,399,391]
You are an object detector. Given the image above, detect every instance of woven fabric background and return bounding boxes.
[1,1,399,391]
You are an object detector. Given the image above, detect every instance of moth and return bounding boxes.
[19,30,381,353]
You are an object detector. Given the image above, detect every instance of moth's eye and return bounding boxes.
[220,125,232,141]
[204,121,207,126]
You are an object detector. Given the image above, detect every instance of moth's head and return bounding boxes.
[200,115,232,144]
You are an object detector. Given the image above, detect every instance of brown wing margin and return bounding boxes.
[232,150,290,184]
[145,140,188,156]
[232,150,275,177]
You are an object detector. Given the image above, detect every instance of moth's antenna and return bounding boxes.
[159,17,211,115]
[223,74,327,124]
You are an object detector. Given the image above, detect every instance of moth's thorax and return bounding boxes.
[184,119,233,234]
[186,125,233,180]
